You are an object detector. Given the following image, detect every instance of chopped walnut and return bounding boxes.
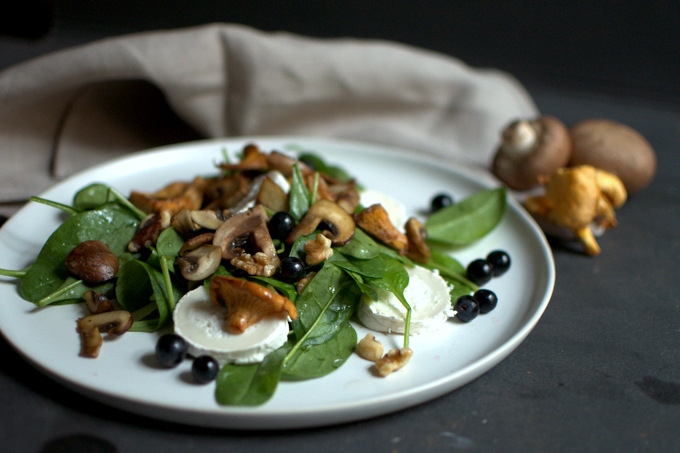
[304,233,333,265]
[356,334,385,362]
[230,251,279,277]
[128,210,171,252]
[374,348,413,377]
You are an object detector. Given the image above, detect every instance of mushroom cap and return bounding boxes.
[286,199,356,246]
[491,115,572,191]
[568,119,656,194]
[209,275,297,334]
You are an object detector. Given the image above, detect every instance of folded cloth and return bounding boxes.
[0,23,537,217]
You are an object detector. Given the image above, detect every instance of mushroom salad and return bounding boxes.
[0,143,510,406]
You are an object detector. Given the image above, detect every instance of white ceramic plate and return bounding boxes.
[0,137,554,429]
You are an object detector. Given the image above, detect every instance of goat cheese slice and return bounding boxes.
[173,286,290,365]
[357,265,455,335]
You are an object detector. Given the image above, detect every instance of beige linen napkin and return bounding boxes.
[0,23,537,217]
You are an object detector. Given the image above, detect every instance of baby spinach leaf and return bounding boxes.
[425,187,506,246]
[291,262,360,346]
[283,321,357,381]
[297,153,353,183]
[215,346,288,406]
[333,228,380,260]
[288,163,310,221]
[115,259,181,332]
[73,183,146,219]
[36,277,114,307]
[20,203,140,303]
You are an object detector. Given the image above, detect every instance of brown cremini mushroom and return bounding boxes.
[286,199,356,246]
[209,275,297,334]
[176,237,223,282]
[212,205,279,262]
[569,119,657,195]
[491,115,572,191]
[65,240,119,285]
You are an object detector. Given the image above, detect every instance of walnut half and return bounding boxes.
[374,348,413,377]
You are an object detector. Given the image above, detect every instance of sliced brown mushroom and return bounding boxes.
[491,115,572,191]
[76,310,133,358]
[176,233,223,281]
[354,204,408,252]
[286,199,356,246]
[83,290,115,314]
[65,240,119,285]
[171,208,227,235]
[212,205,280,263]
[266,151,314,177]
[209,275,297,334]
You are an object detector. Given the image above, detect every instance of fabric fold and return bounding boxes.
[0,23,537,216]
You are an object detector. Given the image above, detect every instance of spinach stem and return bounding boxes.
[29,196,79,216]
[36,278,83,307]
[0,268,29,278]
[106,187,147,221]
[158,256,176,312]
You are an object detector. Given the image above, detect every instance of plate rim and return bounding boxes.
[0,136,555,429]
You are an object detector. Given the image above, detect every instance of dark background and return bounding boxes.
[1,0,679,105]
[1,2,679,453]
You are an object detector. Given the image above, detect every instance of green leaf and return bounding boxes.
[290,262,360,346]
[333,228,381,260]
[20,203,140,303]
[115,259,181,332]
[283,321,357,381]
[425,187,506,246]
[215,346,288,406]
[73,183,146,220]
[288,163,311,221]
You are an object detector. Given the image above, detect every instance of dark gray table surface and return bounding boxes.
[1,5,678,452]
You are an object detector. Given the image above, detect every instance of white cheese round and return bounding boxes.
[173,286,290,365]
[357,265,455,335]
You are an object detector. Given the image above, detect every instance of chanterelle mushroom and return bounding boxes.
[492,115,572,191]
[524,165,627,256]
[209,275,297,334]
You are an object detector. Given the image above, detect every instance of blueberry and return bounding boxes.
[279,256,306,282]
[487,250,511,277]
[192,355,220,384]
[268,211,296,240]
[430,193,454,213]
[155,334,187,368]
[454,295,480,322]
[474,289,498,314]
[466,258,493,286]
